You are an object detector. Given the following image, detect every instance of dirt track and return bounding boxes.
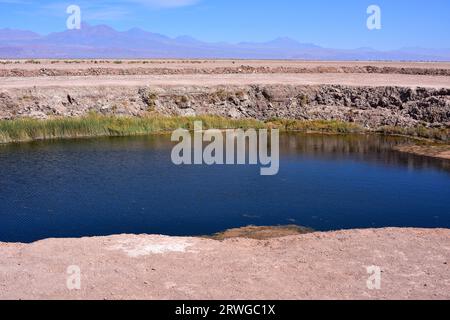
[0,228,449,300]
[1,73,450,89]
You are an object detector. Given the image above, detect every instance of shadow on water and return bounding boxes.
[0,133,449,243]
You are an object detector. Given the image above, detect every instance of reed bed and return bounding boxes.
[0,114,447,144]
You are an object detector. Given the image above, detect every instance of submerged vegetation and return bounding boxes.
[207,225,314,240]
[0,114,448,144]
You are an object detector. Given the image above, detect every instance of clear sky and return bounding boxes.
[1,0,449,50]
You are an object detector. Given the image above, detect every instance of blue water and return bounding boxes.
[0,133,449,243]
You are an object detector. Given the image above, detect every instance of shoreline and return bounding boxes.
[1,227,449,300]
[1,115,448,163]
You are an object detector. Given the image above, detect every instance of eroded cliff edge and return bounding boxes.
[1,85,449,130]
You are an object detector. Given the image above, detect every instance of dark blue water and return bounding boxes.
[0,134,449,243]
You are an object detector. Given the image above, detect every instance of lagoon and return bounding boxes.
[0,133,449,243]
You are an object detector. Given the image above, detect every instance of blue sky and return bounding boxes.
[1,0,449,50]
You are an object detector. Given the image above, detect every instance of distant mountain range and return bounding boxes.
[1,24,449,61]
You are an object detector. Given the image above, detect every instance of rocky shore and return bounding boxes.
[0,228,449,300]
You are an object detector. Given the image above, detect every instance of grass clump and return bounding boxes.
[376,125,449,141]
[24,59,41,64]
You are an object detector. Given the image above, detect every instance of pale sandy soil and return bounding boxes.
[0,228,449,300]
[1,73,450,89]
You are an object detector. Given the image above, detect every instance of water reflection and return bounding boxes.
[279,133,450,173]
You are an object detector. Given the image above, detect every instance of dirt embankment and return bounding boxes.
[2,65,450,78]
[0,228,449,300]
[2,60,450,77]
[1,84,449,132]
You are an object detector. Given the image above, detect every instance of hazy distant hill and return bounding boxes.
[0,24,449,61]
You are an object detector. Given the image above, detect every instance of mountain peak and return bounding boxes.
[82,24,116,34]
[175,35,202,44]
[266,37,320,49]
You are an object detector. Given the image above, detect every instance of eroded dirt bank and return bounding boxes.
[2,60,450,77]
[1,84,450,130]
[0,228,449,300]
[1,60,449,130]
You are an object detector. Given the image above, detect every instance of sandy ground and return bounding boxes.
[0,228,449,300]
[1,73,450,89]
